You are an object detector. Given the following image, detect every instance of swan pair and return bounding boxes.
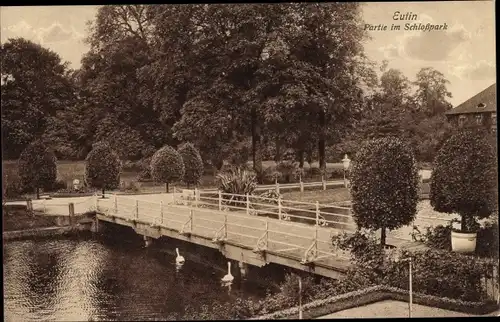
[175,248,234,283]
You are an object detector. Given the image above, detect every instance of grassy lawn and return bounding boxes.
[3,205,58,231]
[281,188,351,204]
[2,160,345,197]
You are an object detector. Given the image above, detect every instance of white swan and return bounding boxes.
[175,248,185,264]
[221,261,234,282]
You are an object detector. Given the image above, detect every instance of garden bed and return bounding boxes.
[3,205,58,231]
[252,285,498,320]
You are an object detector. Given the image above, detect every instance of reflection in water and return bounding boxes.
[4,237,269,321]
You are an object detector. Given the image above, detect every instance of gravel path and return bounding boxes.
[316,300,476,318]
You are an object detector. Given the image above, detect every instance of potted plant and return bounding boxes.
[430,128,497,253]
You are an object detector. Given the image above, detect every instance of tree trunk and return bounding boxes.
[274,139,281,163]
[36,187,40,200]
[165,182,169,193]
[318,109,326,171]
[298,149,304,168]
[251,107,263,178]
[101,188,105,199]
[380,225,387,246]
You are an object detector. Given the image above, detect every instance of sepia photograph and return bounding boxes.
[2,1,498,320]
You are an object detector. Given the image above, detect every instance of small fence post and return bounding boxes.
[113,194,118,213]
[322,175,326,191]
[160,201,164,225]
[300,176,304,193]
[278,196,282,220]
[68,202,75,226]
[218,190,222,211]
[190,209,194,232]
[224,212,228,239]
[275,179,280,194]
[246,193,250,215]
[135,199,139,219]
[172,188,176,203]
[26,199,33,213]
[315,201,320,226]
[43,199,47,214]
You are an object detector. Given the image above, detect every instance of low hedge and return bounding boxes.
[252,285,498,320]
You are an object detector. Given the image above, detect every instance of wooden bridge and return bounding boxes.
[15,187,437,279]
[90,189,360,279]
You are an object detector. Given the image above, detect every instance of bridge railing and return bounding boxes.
[172,189,356,232]
[96,194,352,265]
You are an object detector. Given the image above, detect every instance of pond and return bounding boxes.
[3,232,279,321]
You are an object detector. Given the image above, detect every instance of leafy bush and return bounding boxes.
[276,161,297,183]
[259,166,282,184]
[333,229,495,302]
[350,137,420,245]
[84,141,122,197]
[3,175,25,199]
[136,156,152,182]
[150,145,185,193]
[178,142,204,188]
[423,224,452,250]
[329,168,347,179]
[476,218,499,259]
[48,179,67,192]
[430,128,498,232]
[119,180,140,193]
[18,140,58,199]
[216,167,257,197]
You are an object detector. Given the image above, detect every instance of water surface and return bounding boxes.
[4,235,273,321]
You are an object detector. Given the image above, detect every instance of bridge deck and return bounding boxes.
[94,194,359,278]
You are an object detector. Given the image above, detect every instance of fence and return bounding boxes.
[171,188,356,232]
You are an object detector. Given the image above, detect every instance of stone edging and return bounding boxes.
[251,285,499,320]
[3,225,89,241]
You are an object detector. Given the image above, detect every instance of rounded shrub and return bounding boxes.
[84,141,122,198]
[18,140,57,199]
[178,142,204,188]
[150,145,185,192]
[350,137,420,245]
[430,128,497,232]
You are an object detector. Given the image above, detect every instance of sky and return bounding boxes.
[0,2,495,107]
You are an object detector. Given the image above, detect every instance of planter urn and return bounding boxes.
[451,230,477,253]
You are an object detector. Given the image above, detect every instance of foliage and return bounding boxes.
[178,142,204,187]
[1,38,76,159]
[350,137,420,244]
[430,128,498,232]
[119,180,141,193]
[216,167,257,197]
[18,140,58,195]
[150,145,185,186]
[84,141,122,192]
[476,218,499,259]
[259,166,282,184]
[276,160,297,183]
[333,230,495,302]
[49,179,68,192]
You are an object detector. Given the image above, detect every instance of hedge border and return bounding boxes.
[252,285,498,320]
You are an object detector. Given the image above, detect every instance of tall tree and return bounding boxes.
[1,38,75,159]
[413,67,453,117]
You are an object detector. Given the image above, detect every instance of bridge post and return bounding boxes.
[160,201,164,225]
[218,190,222,211]
[246,193,250,215]
[315,201,320,226]
[238,261,248,278]
[143,235,153,248]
